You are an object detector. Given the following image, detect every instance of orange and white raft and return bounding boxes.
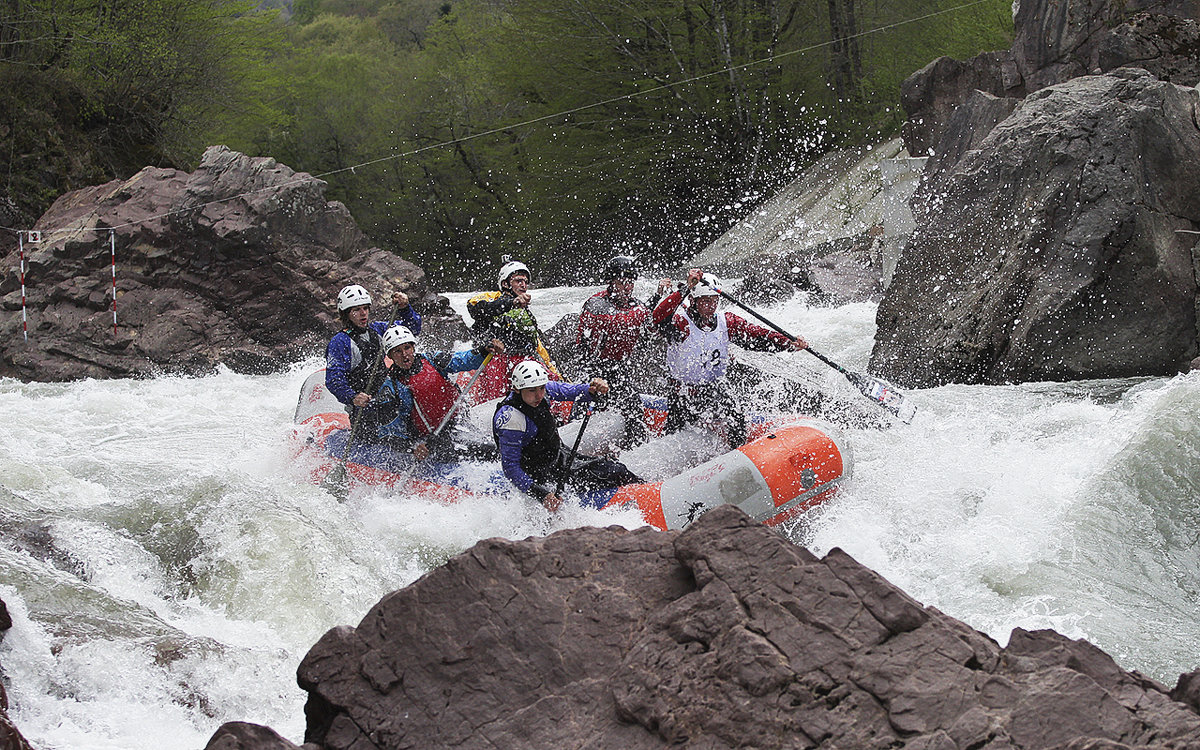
[292,368,852,530]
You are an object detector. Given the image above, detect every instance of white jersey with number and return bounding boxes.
[666,312,730,384]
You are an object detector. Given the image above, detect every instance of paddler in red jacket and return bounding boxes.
[652,268,808,448]
[576,255,671,448]
[369,325,505,463]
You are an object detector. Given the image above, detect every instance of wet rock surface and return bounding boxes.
[874,70,1200,387]
[204,506,1200,749]
[0,146,467,382]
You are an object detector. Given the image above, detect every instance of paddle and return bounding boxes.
[320,304,399,500]
[698,280,916,423]
[555,399,595,497]
[430,352,494,438]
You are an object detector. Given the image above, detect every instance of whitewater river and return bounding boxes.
[1,283,1198,749]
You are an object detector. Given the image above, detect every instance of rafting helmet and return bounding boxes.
[381,325,417,354]
[336,284,372,311]
[691,273,721,297]
[510,360,550,390]
[498,260,531,289]
[604,255,638,281]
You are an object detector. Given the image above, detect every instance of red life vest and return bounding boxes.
[577,291,650,361]
[399,357,460,436]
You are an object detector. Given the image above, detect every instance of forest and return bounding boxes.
[0,0,1011,288]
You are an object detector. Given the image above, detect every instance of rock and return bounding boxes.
[901,0,1200,156]
[923,89,1021,182]
[692,138,920,290]
[872,71,1200,387]
[288,505,1200,749]
[1191,357,1200,371]
[204,722,316,750]
[0,146,468,382]
[901,51,1023,158]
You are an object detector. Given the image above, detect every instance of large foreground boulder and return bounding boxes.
[0,146,467,382]
[206,505,1200,749]
[872,70,1200,387]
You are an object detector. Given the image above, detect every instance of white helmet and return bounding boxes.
[337,284,372,311]
[510,360,550,390]
[381,325,417,354]
[692,273,721,298]
[498,260,531,289]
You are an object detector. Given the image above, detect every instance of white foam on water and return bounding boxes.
[1,290,1198,749]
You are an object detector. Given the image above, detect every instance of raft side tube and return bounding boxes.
[603,422,848,531]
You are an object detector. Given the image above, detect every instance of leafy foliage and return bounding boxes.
[0,0,282,227]
[2,0,1012,287]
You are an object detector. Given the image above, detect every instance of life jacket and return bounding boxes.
[494,392,561,478]
[397,356,461,436]
[345,326,384,393]
[665,311,730,385]
[577,291,649,361]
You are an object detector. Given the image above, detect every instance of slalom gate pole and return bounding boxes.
[18,234,27,341]
[110,230,117,334]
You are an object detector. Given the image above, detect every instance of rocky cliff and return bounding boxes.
[0,146,467,382]
[872,0,1200,386]
[873,69,1200,387]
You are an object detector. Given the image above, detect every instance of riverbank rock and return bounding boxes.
[216,505,1200,750]
[0,146,468,382]
[901,0,1200,156]
[872,70,1200,387]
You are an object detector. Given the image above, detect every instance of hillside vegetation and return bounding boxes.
[1,0,1011,287]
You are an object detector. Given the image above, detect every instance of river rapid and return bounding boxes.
[1,283,1197,749]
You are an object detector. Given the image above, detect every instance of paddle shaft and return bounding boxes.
[555,402,594,497]
[327,304,400,476]
[700,280,864,372]
[700,283,849,373]
[429,351,493,437]
[698,279,914,422]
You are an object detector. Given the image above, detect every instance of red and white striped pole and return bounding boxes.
[19,233,27,341]
[109,229,117,334]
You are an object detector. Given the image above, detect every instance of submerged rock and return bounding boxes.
[0,146,467,382]
[202,505,1200,749]
[874,70,1200,387]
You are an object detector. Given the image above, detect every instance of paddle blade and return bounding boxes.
[320,462,351,502]
[845,371,916,424]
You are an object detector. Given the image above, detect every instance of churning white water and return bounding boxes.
[1,283,1197,749]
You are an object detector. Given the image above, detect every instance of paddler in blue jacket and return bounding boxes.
[325,284,422,413]
[370,325,505,462]
[492,361,642,511]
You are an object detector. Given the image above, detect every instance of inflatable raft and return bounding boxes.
[291,368,851,530]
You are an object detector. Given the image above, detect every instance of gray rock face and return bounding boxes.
[902,0,1200,156]
[872,70,1200,387]
[0,146,467,382]
[282,506,1200,750]
[203,722,315,750]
